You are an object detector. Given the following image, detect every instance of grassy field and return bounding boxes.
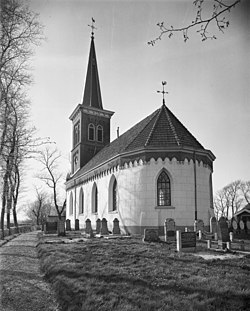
[37,235,250,311]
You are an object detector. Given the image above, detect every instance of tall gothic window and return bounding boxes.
[69,192,73,215]
[157,170,171,206]
[73,121,80,147]
[112,179,118,211]
[92,183,98,213]
[88,123,95,141]
[79,188,84,214]
[97,125,103,142]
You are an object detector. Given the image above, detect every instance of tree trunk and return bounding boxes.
[13,207,19,232]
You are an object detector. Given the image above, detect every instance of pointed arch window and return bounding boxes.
[109,176,118,212]
[79,188,84,214]
[69,192,73,215]
[73,121,80,147]
[157,170,171,206]
[112,179,118,211]
[88,123,95,141]
[97,125,103,142]
[92,183,98,213]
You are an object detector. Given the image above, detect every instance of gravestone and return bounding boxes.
[45,222,57,234]
[232,218,238,231]
[66,219,71,231]
[239,220,245,231]
[210,217,217,233]
[195,219,204,233]
[143,228,160,242]
[100,218,109,235]
[96,219,101,234]
[57,220,65,236]
[112,218,121,235]
[164,218,176,238]
[75,219,79,231]
[218,217,229,242]
[85,219,92,234]
[181,231,196,249]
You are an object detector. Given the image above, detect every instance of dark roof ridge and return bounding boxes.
[124,108,160,151]
[163,104,181,146]
[145,104,165,147]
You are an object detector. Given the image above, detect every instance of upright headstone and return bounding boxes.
[113,218,121,235]
[75,219,79,231]
[210,217,217,233]
[57,219,65,236]
[96,219,101,234]
[85,219,92,234]
[100,218,109,235]
[218,217,229,242]
[66,219,71,231]
[164,218,176,241]
[143,228,160,242]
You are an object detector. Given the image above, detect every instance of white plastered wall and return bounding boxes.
[66,157,213,234]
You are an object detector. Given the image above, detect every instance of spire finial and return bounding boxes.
[88,17,97,39]
[157,81,168,105]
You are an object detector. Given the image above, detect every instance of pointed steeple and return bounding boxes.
[82,21,103,110]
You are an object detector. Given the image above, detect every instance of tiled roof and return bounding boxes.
[71,103,205,178]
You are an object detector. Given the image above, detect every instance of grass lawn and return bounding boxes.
[37,235,250,311]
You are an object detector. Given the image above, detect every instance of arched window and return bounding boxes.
[108,175,118,212]
[157,170,171,206]
[92,183,98,213]
[88,123,95,141]
[69,192,73,215]
[79,188,84,214]
[73,121,80,147]
[97,125,103,142]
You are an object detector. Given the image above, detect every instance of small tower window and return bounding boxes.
[157,170,171,206]
[88,123,95,141]
[97,125,103,142]
[73,121,80,147]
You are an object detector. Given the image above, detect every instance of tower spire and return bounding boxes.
[157,81,168,105]
[82,19,103,109]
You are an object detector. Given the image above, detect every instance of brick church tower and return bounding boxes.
[69,23,114,174]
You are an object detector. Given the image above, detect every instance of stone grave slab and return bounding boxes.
[143,228,160,242]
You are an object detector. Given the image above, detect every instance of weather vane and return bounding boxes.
[88,17,97,38]
[157,81,168,105]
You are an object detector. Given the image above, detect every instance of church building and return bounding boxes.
[65,25,216,235]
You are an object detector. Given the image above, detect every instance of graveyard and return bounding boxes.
[37,217,250,311]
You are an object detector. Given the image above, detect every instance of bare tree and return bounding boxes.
[0,0,44,237]
[26,187,52,225]
[148,0,240,45]
[36,147,66,220]
[239,181,250,204]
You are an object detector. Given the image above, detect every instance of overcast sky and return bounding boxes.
[19,0,250,214]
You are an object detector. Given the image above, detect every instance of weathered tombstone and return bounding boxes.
[239,220,245,231]
[96,219,101,234]
[210,217,217,233]
[85,219,92,234]
[164,218,176,241]
[181,231,196,249]
[75,219,79,231]
[112,218,121,235]
[66,219,71,231]
[45,222,57,234]
[232,218,238,231]
[143,228,160,242]
[195,219,204,233]
[100,218,109,235]
[218,217,229,242]
[57,219,65,236]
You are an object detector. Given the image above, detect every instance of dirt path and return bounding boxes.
[0,231,59,311]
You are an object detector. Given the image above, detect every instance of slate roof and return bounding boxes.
[234,203,250,216]
[71,103,206,179]
[82,37,103,110]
